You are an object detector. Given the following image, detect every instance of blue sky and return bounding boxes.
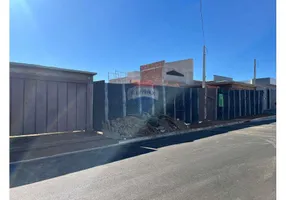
[10,0,276,81]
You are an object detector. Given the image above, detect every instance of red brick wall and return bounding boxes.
[140,61,165,85]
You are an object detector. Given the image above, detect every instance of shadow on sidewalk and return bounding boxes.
[10,119,276,188]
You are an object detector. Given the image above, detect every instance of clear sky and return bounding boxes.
[10,0,276,81]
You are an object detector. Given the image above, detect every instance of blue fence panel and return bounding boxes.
[222,90,229,120]
[93,81,105,131]
[250,90,254,116]
[266,89,270,109]
[192,88,199,123]
[108,83,123,120]
[246,90,250,116]
[255,90,258,115]
[154,86,164,116]
[259,90,264,113]
[270,89,276,109]
[175,87,185,121]
[234,90,239,117]
[165,86,176,119]
[217,89,223,120]
[229,90,234,119]
[184,88,191,123]
[241,90,246,116]
[125,83,140,115]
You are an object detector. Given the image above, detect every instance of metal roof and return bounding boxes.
[207,81,256,88]
[10,62,97,76]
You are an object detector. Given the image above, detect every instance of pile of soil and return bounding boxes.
[102,113,188,139]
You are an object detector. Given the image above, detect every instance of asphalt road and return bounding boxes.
[10,119,276,200]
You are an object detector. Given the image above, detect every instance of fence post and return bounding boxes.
[182,89,186,121]
[244,90,247,116]
[163,85,166,115]
[215,88,218,120]
[152,92,155,115]
[239,90,241,117]
[269,89,272,109]
[86,82,93,131]
[190,88,193,123]
[122,84,126,117]
[233,90,236,119]
[227,90,230,120]
[262,88,267,111]
[248,90,251,116]
[104,83,109,122]
[221,90,225,120]
[174,96,176,120]
[258,90,261,114]
[138,85,142,114]
[254,90,256,115]
[197,88,200,121]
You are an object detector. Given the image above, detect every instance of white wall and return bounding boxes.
[127,71,140,79]
[109,71,140,84]
[162,59,194,85]
[213,75,233,82]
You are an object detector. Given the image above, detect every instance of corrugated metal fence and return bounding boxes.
[93,82,214,131]
[216,89,264,120]
[93,82,275,131]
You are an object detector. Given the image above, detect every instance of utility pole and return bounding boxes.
[253,59,256,87]
[202,45,207,121]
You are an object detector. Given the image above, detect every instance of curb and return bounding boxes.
[10,136,118,153]
[10,142,122,165]
[119,115,276,145]
[247,115,276,122]
[10,115,275,165]
[9,130,86,139]
[11,116,276,152]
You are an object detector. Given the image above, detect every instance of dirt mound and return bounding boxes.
[102,113,188,139]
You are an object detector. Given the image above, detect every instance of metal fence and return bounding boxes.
[93,82,275,131]
[10,66,275,135]
[216,89,264,120]
[93,82,214,131]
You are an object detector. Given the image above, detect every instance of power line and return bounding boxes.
[199,0,206,46]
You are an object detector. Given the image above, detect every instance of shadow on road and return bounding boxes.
[10,119,275,188]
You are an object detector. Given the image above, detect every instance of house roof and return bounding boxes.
[207,81,256,88]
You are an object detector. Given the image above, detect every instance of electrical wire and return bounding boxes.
[199,0,206,46]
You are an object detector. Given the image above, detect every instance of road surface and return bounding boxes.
[10,119,276,200]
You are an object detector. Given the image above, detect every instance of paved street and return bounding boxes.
[10,134,118,163]
[10,119,276,200]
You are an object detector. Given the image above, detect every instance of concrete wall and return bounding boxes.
[163,59,194,85]
[109,77,131,83]
[242,78,276,87]
[255,78,276,85]
[127,71,140,78]
[213,75,233,82]
[109,71,140,84]
[10,62,95,135]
